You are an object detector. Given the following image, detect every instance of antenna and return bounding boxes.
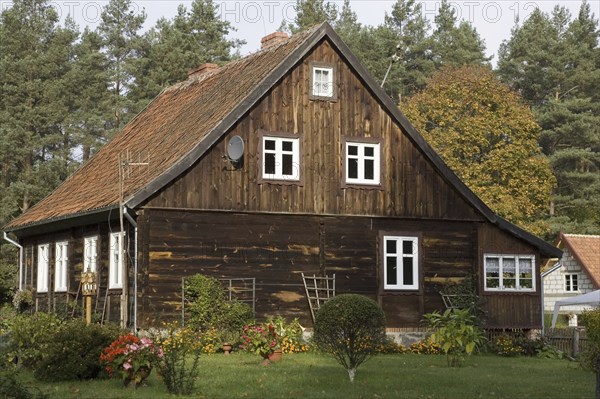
[226,136,245,162]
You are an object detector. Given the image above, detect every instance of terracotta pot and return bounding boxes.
[222,343,233,355]
[268,349,283,363]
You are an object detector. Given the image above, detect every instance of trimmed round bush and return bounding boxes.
[313,294,386,382]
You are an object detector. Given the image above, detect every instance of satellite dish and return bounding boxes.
[227,135,245,161]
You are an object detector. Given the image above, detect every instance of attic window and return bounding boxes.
[259,132,301,183]
[342,137,382,188]
[309,62,336,100]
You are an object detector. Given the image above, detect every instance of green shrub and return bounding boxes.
[216,300,253,339]
[313,294,386,382]
[0,366,48,399]
[268,316,309,353]
[8,313,62,368]
[34,320,122,381]
[424,308,486,367]
[184,274,227,330]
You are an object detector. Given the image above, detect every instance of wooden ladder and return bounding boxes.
[301,273,335,322]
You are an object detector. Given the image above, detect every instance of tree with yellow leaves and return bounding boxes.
[402,65,555,235]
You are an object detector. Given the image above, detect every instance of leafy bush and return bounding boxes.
[0,366,48,399]
[35,321,122,381]
[408,337,442,354]
[157,322,202,395]
[424,308,486,367]
[240,322,279,359]
[312,294,386,382]
[491,334,525,357]
[268,316,309,354]
[580,308,600,399]
[7,312,62,368]
[184,274,253,335]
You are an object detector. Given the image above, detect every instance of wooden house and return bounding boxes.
[3,24,561,331]
[543,234,600,325]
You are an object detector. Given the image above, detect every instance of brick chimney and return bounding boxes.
[188,63,219,79]
[260,32,289,50]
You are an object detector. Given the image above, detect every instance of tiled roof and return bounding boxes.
[4,26,320,230]
[562,234,600,287]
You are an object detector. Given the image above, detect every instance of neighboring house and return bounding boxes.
[3,24,561,331]
[544,234,600,325]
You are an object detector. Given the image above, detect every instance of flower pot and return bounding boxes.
[268,349,283,363]
[222,342,233,355]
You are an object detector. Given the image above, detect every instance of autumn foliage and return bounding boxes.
[403,65,555,234]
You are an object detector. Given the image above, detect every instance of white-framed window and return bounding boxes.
[84,236,99,273]
[54,241,68,292]
[484,254,535,292]
[262,136,300,181]
[383,236,419,290]
[109,232,124,289]
[565,274,578,292]
[37,244,49,293]
[345,142,381,185]
[312,66,333,97]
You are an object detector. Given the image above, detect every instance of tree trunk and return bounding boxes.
[347,368,356,382]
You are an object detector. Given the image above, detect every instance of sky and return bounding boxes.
[1,0,597,63]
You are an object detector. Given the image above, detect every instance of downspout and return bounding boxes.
[541,261,562,336]
[123,207,138,332]
[3,232,23,291]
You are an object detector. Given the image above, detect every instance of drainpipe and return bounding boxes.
[541,261,562,336]
[123,207,138,331]
[3,232,23,291]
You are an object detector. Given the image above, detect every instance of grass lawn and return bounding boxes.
[21,353,593,399]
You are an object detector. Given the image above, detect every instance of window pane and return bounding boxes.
[386,239,396,254]
[364,146,374,157]
[403,240,413,255]
[265,153,275,174]
[403,258,414,285]
[503,273,516,289]
[282,154,293,176]
[573,275,578,290]
[386,257,397,285]
[364,159,374,180]
[486,257,500,273]
[348,158,358,179]
[486,277,500,288]
[503,257,516,273]
[265,140,275,150]
[519,258,532,273]
[282,141,293,152]
[348,145,358,156]
[520,278,533,289]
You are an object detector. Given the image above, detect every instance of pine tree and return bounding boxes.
[97,0,146,129]
[431,0,489,67]
[497,2,600,234]
[286,0,338,33]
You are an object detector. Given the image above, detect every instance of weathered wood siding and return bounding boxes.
[138,209,478,328]
[20,223,130,324]
[478,223,543,328]
[145,40,482,222]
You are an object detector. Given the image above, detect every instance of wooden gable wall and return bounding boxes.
[145,39,483,222]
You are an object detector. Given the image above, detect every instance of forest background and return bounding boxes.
[0,0,598,303]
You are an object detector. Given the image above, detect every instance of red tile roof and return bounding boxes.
[562,234,600,287]
[4,26,320,230]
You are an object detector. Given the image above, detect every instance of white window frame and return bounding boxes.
[262,136,300,181]
[345,142,381,185]
[54,241,68,292]
[565,273,579,292]
[484,254,535,292]
[383,236,419,290]
[84,236,99,273]
[109,232,124,289]
[312,66,333,97]
[37,244,49,293]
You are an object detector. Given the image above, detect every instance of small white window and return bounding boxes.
[565,274,578,292]
[312,66,333,97]
[84,236,99,273]
[484,254,535,292]
[346,142,380,185]
[383,236,419,290]
[109,232,124,289]
[37,244,49,293]
[262,136,300,181]
[54,241,68,292]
